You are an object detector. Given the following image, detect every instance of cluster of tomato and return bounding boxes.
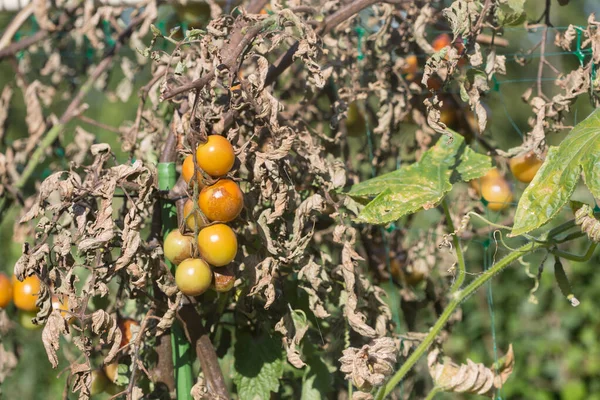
[0,272,69,329]
[471,151,544,211]
[164,134,242,296]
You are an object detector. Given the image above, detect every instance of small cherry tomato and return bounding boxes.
[345,102,367,137]
[402,55,419,81]
[91,369,109,396]
[213,266,235,292]
[52,295,73,322]
[104,360,119,383]
[164,230,195,265]
[18,310,41,330]
[197,224,237,267]
[12,274,41,311]
[0,272,12,308]
[509,151,543,183]
[195,135,235,178]
[199,179,244,222]
[183,198,206,232]
[432,33,451,51]
[182,154,204,189]
[480,178,513,211]
[175,258,212,296]
[119,318,139,348]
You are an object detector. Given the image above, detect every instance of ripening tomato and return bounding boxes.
[195,135,236,178]
[12,274,41,311]
[183,198,206,232]
[182,154,204,189]
[119,318,139,348]
[213,266,235,292]
[175,258,212,296]
[164,230,195,265]
[174,2,211,26]
[104,360,119,383]
[197,224,237,267]
[470,167,501,193]
[0,272,12,308]
[91,369,109,396]
[433,33,452,51]
[402,55,419,81]
[476,169,513,211]
[18,310,41,330]
[345,101,367,137]
[199,179,244,222]
[509,151,543,183]
[51,295,73,322]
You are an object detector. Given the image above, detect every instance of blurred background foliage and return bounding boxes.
[0,1,599,399]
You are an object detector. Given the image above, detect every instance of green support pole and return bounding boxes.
[158,162,194,400]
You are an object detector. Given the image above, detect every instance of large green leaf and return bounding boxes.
[511,108,600,236]
[495,0,526,26]
[232,331,284,400]
[348,132,492,224]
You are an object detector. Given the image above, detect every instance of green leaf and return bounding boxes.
[495,0,526,26]
[348,133,492,224]
[232,331,284,400]
[511,108,600,236]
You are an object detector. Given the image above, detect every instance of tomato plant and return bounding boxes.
[1,1,599,399]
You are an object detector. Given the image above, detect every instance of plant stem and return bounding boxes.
[375,240,546,399]
[552,242,598,262]
[442,199,466,293]
[424,386,442,400]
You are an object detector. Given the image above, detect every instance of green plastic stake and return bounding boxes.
[158,162,194,400]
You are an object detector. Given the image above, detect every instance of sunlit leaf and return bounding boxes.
[348,133,492,224]
[511,108,600,236]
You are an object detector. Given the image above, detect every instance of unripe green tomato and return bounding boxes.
[164,230,195,265]
[174,2,211,26]
[90,369,109,396]
[345,102,367,137]
[18,310,41,330]
[197,224,237,267]
[175,258,212,296]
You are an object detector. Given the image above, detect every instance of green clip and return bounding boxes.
[102,20,116,47]
[593,204,600,213]
[355,26,366,61]
[482,238,491,249]
[386,223,397,233]
[491,75,500,92]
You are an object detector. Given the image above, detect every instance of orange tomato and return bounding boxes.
[471,168,513,211]
[182,154,204,189]
[183,198,206,232]
[509,151,543,183]
[213,266,235,292]
[0,272,12,308]
[402,55,419,81]
[119,318,139,348]
[432,33,452,52]
[195,135,235,178]
[199,179,244,222]
[197,224,237,267]
[175,258,212,296]
[12,274,41,311]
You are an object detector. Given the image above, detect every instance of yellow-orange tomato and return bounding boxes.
[402,55,419,81]
[164,230,195,265]
[195,135,235,178]
[197,224,237,267]
[480,178,513,211]
[509,151,543,183]
[199,179,244,222]
[345,102,367,137]
[175,258,212,296]
[91,369,109,396]
[51,295,73,322]
[213,266,235,292]
[182,154,204,188]
[183,198,206,232]
[0,272,12,308]
[470,168,501,193]
[12,274,40,311]
[119,318,139,348]
[104,360,119,383]
[433,33,452,51]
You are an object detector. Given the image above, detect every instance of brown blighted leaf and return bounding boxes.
[20,171,71,222]
[14,242,49,280]
[275,307,309,368]
[42,311,68,368]
[191,375,210,400]
[352,392,373,400]
[459,69,489,133]
[428,344,514,396]
[156,292,182,335]
[0,340,17,385]
[443,0,481,38]
[66,127,95,166]
[248,257,278,309]
[298,258,331,318]
[17,80,55,155]
[70,364,92,400]
[423,96,448,135]
[334,225,377,337]
[555,25,577,50]
[339,337,397,391]
[485,49,506,78]
[77,199,115,251]
[90,310,122,363]
[0,85,12,142]
[114,210,143,271]
[413,5,436,54]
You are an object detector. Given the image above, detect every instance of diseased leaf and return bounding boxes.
[232,331,284,400]
[349,133,492,224]
[511,108,600,236]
